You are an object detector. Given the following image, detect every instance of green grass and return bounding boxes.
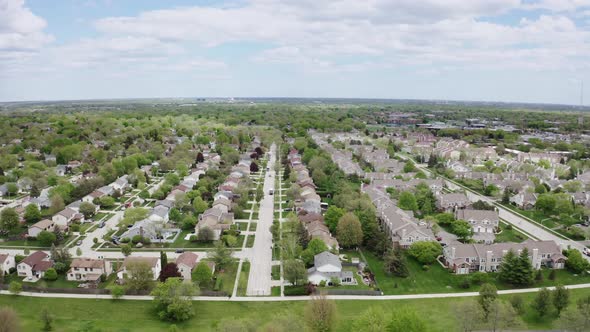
[246,235,255,248]
[271,286,281,296]
[215,261,239,295]
[235,222,248,231]
[4,289,590,331]
[249,222,257,232]
[171,231,244,249]
[495,221,527,243]
[237,262,250,296]
[271,265,280,280]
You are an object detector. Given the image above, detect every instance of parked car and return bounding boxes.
[76,240,82,246]
[583,247,590,257]
[175,249,185,254]
[98,221,105,228]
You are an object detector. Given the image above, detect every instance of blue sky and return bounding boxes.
[1,0,590,104]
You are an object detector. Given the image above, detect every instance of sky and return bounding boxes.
[1,0,590,104]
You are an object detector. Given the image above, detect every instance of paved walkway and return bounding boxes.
[5,282,590,302]
[246,143,276,296]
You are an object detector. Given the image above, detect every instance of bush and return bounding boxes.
[69,224,80,232]
[319,280,326,287]
[120,237,130,243]
[422,265,430,271]
[111,285,125,300]
[283,286,308,296]
[44,268,58,281]
[469,272,490,285]
[8,281,22,295]
[213,278,223,291]
[459,279,471,289]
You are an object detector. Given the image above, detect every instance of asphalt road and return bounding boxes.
[246,143,276,296]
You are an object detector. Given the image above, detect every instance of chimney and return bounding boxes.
[486,250,493,272]
[451,247,456,258]
[532,248,539,269]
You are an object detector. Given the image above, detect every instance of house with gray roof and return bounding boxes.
[455,209,499,244]
[436,192,471,212]
[195,207,234,240]
[307,251,354,286]
[443,240,566,275]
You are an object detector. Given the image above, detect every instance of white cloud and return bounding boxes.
[0,0,53,52]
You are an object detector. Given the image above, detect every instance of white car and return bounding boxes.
[583,248,590,257]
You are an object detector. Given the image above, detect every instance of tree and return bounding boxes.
[8,281,21,295]
[553,285,570,316]
[24,204,41,223]
[0,208,19,232]
[398,191,418,211]
[453,300,483,332]
[111,285,125,300]
[509,295,525,315]
[49,195,65,214]
[209,241,233,270]
[451,219,473,240]
[407,241,442,265]
[383,247,409,277]
[498,249,533,286]
[43,268,58,281]
[486,301,524,332]
[387,309,429,332]
[79,202,96,219]
[159,263,181,282]
[98,196,115,209]
[336,212,363,248]
[531,287,552,317]
[0,307,21,332]
[352,307,387,332]
[304,294,336,332]
[324,206,345,233]
[49,244,71,273]
[557,307,590,332]
[478,283,498,320]
[121,244,132,257]
[160,251,168,268]
[301,238,328,265]
[250,162,259,173]
[37,231,56,247]
[192,196,208,214]
[125,261,154,292]
[565,249,590,273]
[40,308,53,331]
[5,183,18,197]
[284,259,307,286]
[191,261,212,286]
[197,227,215,242]
[151,277,196,322]
[535,194,556,214]
[403,161,417,173]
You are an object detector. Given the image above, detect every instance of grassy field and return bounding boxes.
[271,265,280,280]
[4,288,590,331]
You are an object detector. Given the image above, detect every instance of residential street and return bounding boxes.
[246,143,276,296]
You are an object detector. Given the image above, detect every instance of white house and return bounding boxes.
[17,251,53,280]
[175,252,199,282]
[67,258,105,283]
[0,254,15,275]
[307,251,354,286]
[27,219,55,238]
[117,257,161,281]
[52,208,83,228]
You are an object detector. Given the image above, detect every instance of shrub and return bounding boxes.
[283,286,308,296]
[469,272,490,285]
[459,279,471,289]
[319,280,326,287]
[8,281,22,295]
[111,285,125,300]
[213,278,223,291]
[120,237,130,243]
[44,268,58,281]
[422,265,430,271]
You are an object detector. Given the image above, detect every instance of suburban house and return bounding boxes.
[436,193,471,212]
[52,207,83,228]
[307,251,355,286]
[443,240,566,274]
[510,192,538,210]
[363,185,434,248]
[455,209,500,244]
[117,257,161,281]
[0,254,15,275]
[195,208,234,240]
[176,252,199,282]
[112,175,130,192]
[17,251,53,280]
[27,219,55,237]
[67,258,105,283]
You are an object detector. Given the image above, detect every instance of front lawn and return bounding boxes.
[495,221,527,243]
[237,262,250,296]
[271,265,280,280]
